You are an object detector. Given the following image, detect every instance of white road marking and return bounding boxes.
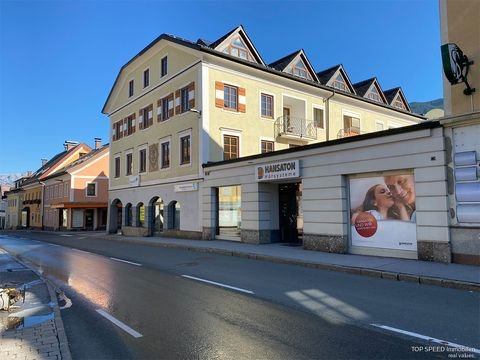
[72,248,91,254]
[50,244,62,247]
[110,257,142,266]
[371,324,480,354]
[96,309,143,338]
[60,234,73,237]
[181,275,254,294]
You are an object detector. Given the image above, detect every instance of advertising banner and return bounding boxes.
[349,173,417,251]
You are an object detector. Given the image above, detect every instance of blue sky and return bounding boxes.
[0,0,442,174]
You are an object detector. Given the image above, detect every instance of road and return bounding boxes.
[0,231,478,359]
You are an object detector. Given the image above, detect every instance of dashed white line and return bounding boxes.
[50,244,61,247]
[371,324,480,354]
[60,234,73,237]
[181,275,254,294]
[96,309,143,338]
[72,248,91,255]
[110,257,142,266]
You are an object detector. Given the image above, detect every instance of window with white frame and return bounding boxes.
[180,134,191,165]
[139,148,147,173]
[161,56,168,77]
[114,156,121,178]
[126,152,133,175]
[160,140,170,169]
[261,93,274,119]
[313,107,324,128]
[86,183,96,197]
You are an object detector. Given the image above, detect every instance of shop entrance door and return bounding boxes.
[279,183,302,244]
[85,209,94,230]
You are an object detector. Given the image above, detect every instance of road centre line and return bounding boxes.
[72,248,91,255]
[371,324,480,354]
[181,275,254,294]
[110,257,142,266]
[96,309,143,338]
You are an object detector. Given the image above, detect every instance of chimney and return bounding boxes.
[41,159,48,166]
[64,140,79,151]
[94,138,101,150]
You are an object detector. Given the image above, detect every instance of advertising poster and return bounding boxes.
[349,173,417,251]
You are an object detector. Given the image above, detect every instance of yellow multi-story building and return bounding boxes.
[102,26,423,237]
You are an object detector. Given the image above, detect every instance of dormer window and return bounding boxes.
[223,36,250,60]
[393,94,406,110]
[291,59,312,80]
[333,73,348,92]
[368,86,382,102]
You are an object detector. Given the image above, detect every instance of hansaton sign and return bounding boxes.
[256,160,300,182]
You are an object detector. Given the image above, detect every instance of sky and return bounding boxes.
[0,0,442,174]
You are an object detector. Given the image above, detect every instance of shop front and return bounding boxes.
[202,122,453,263]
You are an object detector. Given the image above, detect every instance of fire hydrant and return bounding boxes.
[0,287,25,311]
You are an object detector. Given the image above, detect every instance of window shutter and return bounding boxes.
[148,104,153,126]
[215,81,224,108]
[238,87,246,113]
[119,121,123,139]
[175,90,181,114]
[139,109,144,130]
[168,93,174,118]
[157,99,162,122]
[112,122,116,141]
[188,82,195,109]
[132,114,136,133]
[123,118,128,137]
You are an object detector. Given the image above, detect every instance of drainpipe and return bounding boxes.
[38,180,45,230]
[323,89,336,141]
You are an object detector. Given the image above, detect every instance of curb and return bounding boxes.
[6,253,73,360]
[99,236,480,292]
[46,283,72,360]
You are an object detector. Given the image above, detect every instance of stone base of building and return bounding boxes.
[303,234,347,253]
[450,226,480,265]
[122,226,149,237]
[159,229,202,240]
[241,229,280,244]
[417,241,451,263]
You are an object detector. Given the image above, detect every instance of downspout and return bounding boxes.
[323,88,336,141]
[38,180,45,230]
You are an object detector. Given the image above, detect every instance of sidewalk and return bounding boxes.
[91,231,480,292]
[0,249,71,360]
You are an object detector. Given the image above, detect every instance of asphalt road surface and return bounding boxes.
[0,232,478,359]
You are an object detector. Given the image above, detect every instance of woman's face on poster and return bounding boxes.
[373,184,394,209]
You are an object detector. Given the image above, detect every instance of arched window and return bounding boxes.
[137,202,145,227]
[125,203,132,226]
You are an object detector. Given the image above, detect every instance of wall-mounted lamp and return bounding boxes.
[189,108,202,116]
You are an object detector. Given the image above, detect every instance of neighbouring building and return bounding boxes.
[102,25,423,237]
[18,141,92,229]
[5,175,30,229]
[43,140,109,231]
[439,0,480,264]
[0,185,11,229]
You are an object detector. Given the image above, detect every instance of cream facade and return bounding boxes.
[103,26,423,238]
[440,0,480,264]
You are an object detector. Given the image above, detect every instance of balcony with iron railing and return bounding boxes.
[337,127,363,139]
[274,116,317,142]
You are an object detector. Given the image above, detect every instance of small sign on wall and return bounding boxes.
[256,160,300,182]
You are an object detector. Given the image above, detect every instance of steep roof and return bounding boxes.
[44,144,109,180]
[316,64,340,85]
[353,78,376,97]
[23,144,91,186]
[269,50,300,71]
[384,87,401,103]
[102,28,423,119]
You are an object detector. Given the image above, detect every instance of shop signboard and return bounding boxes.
[349,172,417,251]
[256,160,300,182]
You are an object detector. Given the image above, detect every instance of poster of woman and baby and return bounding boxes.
[349,172,417,251]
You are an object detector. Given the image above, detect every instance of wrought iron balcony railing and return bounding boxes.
[337,127,362,139]
[274,116,317,140]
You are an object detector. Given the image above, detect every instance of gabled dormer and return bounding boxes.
[317,64,356,93]
[269,50,319,82]
[353,78,387,104]
[208,25,265,65]
[384,87,411,112]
